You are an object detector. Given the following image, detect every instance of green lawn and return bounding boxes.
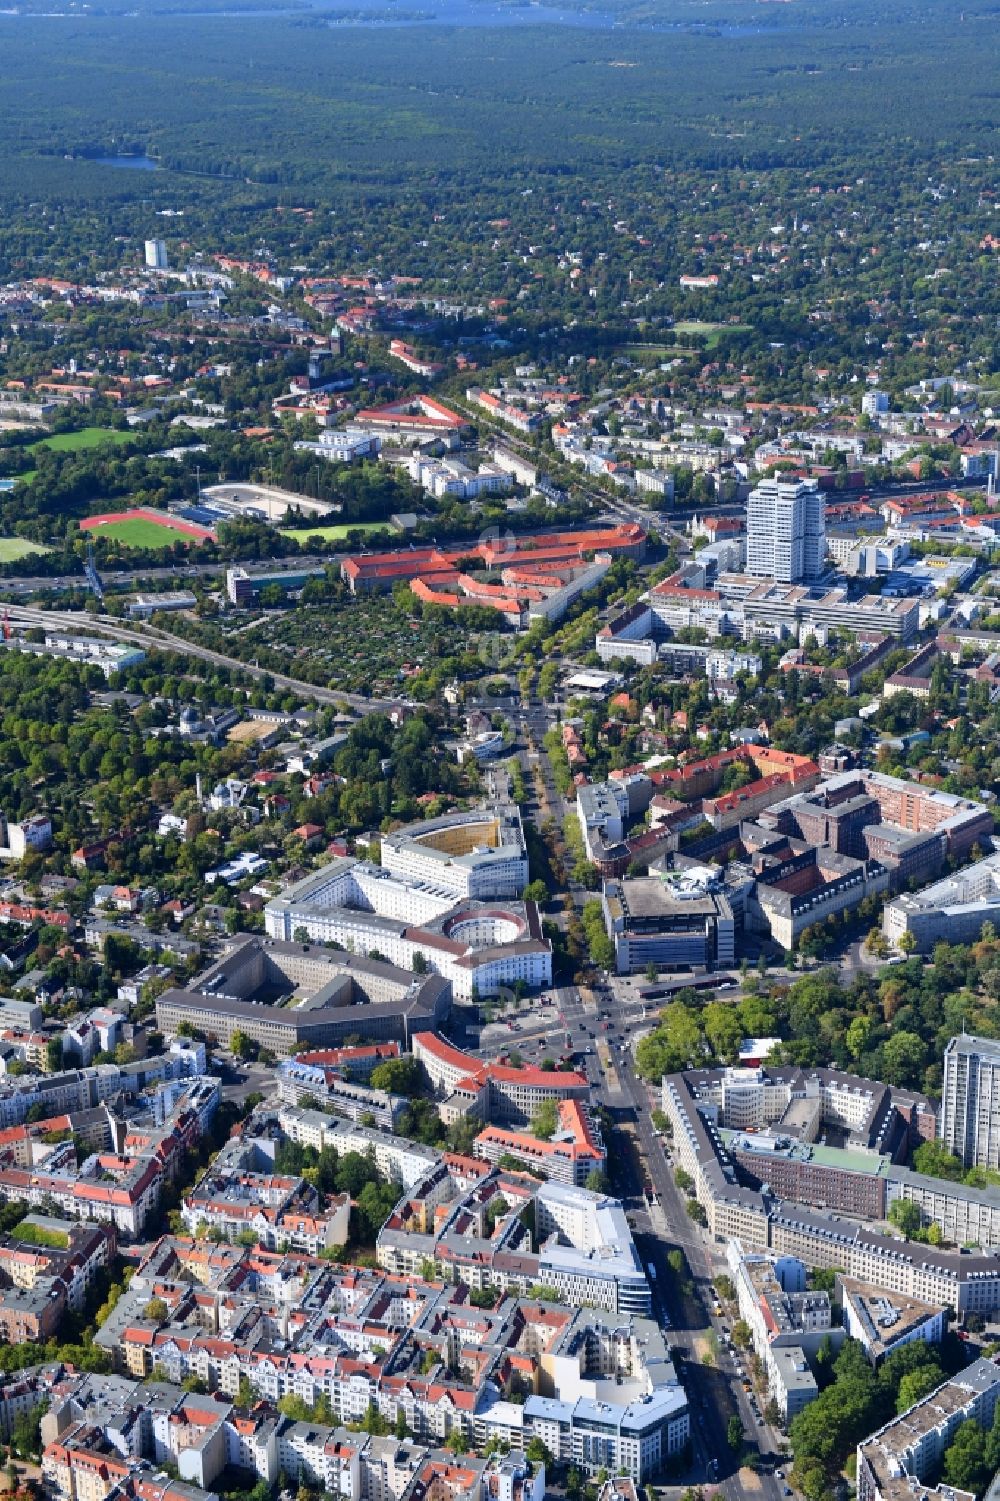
[672,320,752,347]
[10,1220,69,1248]
[280,521,398,543]
[85,518,189,548]
[0,536,51,561]
[29,426,135,453]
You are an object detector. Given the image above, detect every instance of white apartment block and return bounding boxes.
[0,813,53,861]
[884,854,1000,954]
[746,477,825,582]
[940,1033,1000,1172]
[403,454,512,501]
[862,389,890,417]
[635,469,675,500]
[295,428,380,463]
[857,1359,1000,1501]
[491,445,538,488]
[277,1109,439,1189]
[706,649,762,682]
[535,1182,651,1317]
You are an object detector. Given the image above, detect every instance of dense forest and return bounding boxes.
[0,0,996,416]
[0,2,998,214]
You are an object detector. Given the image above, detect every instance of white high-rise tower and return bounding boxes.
[746,476,825,583]
[144,239,168,271]
[941,1033,1000,1170]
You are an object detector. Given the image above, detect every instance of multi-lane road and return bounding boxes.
[615,1043,789,1501]
[470,964,790,1499]
[0,552,341,597]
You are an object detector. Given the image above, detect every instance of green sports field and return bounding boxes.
[280,522,397,543]
[86,517,188,548]
[0,537,50,561]
[28,426,135,454]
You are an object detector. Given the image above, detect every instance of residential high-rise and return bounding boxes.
[144,238,168,271]
[746,477,825,582]
[861,389,890,418]
[940,1033,1000,1170]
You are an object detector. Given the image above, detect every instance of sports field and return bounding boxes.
[88,518,190,548]
[0,537,50,561]
[280,522,397,544]
[28,426,135,454]
[81,508,215,548]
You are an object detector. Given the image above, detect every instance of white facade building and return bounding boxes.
[635,469,675,500]
[145,239,169,271]
[862,390,890,417]
[380,807,529,899]
[0,813,53,861]
[941,1033,1000,1172]
[295,428,380,463]
[263,809,547,1001]
[535,1181,651,1317]
[857,1359,1000,1501]
[746,477,825,582]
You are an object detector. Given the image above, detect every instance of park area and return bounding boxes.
[672,320,752,346]
[280,521,398,545]
[28,426,135,454]
[0,538,50,561]
[80,508,215,548]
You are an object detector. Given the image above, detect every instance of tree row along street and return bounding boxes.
[492,696,788,1499]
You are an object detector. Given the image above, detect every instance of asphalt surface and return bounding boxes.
[614,1042,788,1501]
[475,973,792,1497]
[0,554,336,595]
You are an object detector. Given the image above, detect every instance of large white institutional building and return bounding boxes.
[264,807,548,999]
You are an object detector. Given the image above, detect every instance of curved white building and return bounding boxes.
[381,806,529,899]
[264,818,548,1000]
